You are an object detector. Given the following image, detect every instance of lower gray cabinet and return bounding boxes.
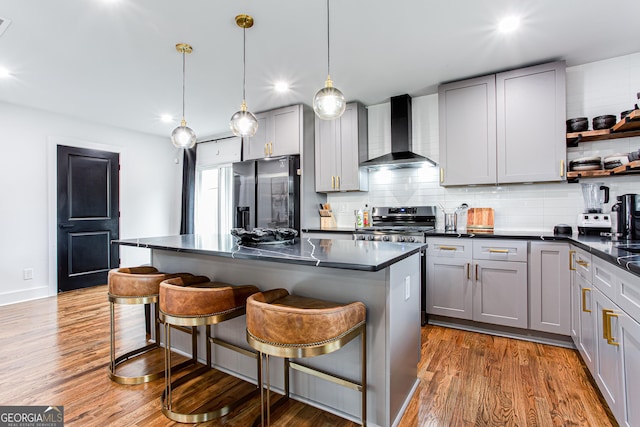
[573,273,596,374]
[593,287,624,422]
[427,257,473,320]
[473,259,528,328]
[619,310,640,427]
[529,242,570,335]
[426,238,527,328]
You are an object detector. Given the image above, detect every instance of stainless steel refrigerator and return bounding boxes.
[232,155,300,232]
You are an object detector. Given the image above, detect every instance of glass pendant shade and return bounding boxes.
[230,15,258,138]
[313,78,346,120]
[314,0,345,120]
[171,43,196,149]
[171,120,197,148]
[230,106,258,137]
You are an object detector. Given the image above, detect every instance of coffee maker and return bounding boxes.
[577,182,611,235]
[611,194,640,240]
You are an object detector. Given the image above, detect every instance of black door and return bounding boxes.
[57,145,119,292]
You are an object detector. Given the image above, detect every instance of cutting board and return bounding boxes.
[467,208,494,232]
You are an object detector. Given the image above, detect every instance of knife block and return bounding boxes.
[319,210,337,230]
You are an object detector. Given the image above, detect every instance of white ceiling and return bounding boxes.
[1,0,640,139]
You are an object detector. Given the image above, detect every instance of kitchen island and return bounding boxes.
[113,234,424,427]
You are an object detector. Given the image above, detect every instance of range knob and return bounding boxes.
[408,236,416,243]
[382,236,390,242]
[367,235,374,241]
[397,236,405,242]
[356,235,365,240]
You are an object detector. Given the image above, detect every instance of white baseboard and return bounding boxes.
[0,286,50,306]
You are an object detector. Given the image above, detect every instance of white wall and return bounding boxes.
[328,53,640,232]
[0,102,183,305]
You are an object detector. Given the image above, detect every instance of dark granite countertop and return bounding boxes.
[303,228,640,277]
[426,231,640,278]
[112,234,424,272]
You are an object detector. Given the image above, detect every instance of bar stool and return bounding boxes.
[159,275,260,423]
[245,288,367,426]
[108,266,196,385]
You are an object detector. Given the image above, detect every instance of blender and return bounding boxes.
[577,182,612,235]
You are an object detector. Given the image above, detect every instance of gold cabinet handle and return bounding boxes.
[466,263,470,280]
[475,264,479,281]
[576,260,589,268]
[264,143,268,156]
[440,168,444,183]
[336,176,340,189]
[489,248,509,253]
[603,309,619,346]
[581,287,591,313]
[331,176,335,189]
[569,250,576,271]
[438,246,457,251]
[269,142,273,155]
[560,159,565,177]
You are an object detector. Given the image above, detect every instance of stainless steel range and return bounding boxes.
[354,205,437,327]
[353,206,437,243]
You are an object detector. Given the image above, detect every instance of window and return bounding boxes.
[194,137,241,235]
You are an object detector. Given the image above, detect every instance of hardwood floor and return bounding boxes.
[0,285,617,426]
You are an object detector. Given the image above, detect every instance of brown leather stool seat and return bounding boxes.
[107,266,195,385]
[246,288,367,426]
[159,276,260,423]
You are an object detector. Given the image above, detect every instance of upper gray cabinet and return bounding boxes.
[243,104,301,160]
[438,61,566,186]
[315,102,368,192]
[438,75,497,186]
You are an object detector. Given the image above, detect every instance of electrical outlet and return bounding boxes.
[23,268,33,280]
[404,276,410,300]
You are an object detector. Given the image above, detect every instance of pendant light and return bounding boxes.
[170,43,197,149]
[313,0,345,120]
[230,14,258,137]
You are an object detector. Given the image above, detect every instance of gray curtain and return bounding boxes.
[180,146,197,234]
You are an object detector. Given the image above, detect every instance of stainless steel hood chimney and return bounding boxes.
[360,94,437,169]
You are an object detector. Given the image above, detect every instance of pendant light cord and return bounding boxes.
[181,49,186,122]
[326,0,331,77]
[243,25,247,102]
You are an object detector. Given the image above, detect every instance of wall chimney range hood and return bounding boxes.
[360,94,437,169]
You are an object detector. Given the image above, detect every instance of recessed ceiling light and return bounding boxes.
[161,114,173,123]
[274,81,289,92]
[0,67,11,78]
[498,16,520,33]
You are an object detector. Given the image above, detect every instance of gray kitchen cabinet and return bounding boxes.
[315,102,368,192]
[438,61,566,186]
[438,75,497,186]
[529,242,570,335]
[244,104,301,160]
[496,61,566,183]
[618,309,640,427]
[426,241,473,319]
[593,286,624,422]
[570,246,596,373]
[574,272,596,374]
[592,261,640,427]
[473,258,528,328]
[426,238,527,328]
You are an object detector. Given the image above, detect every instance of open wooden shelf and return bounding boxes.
[567,110,640,146]
[567,160,640,182]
